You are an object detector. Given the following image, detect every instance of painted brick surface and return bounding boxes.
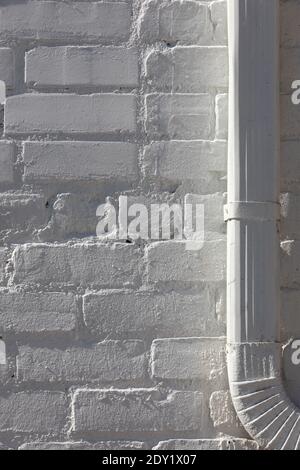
[5,94,136,136]
[23,142,138,182]
[139,1,214,45]
[145,93,214,140]
[25,47,139,88]
[0,392,67,433]
[17,341,147,383]
[0,48,14,88]
[83,288,226,338]
[12,243,142,288]
[0,1,131,42]
[0,247,7,284]
[143,140,227,186]
[0,292,77,333]
[146,47,228,92]
[0,0,278,451]
[0,141,15,185]
[154,439,258,451]
[72,389,205,433]
[146,240,226,283]
[19,441,146,450]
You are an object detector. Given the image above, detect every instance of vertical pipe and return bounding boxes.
[227,0,280,344]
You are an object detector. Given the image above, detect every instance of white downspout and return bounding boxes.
[226,0,300,449]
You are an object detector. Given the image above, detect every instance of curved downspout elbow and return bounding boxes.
[226,0,300,449]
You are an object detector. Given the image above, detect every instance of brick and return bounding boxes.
[0,392,67,433]
[154,439,222,450]
[0,292,77,334]
[139,0,213,45]
[281,240,300,288]
[17,341,146,383]
[216,93,228,139]
[145,94,213,140]
[5,94,136,136]
[0,248,7,284]
[0,1,130,42]
[146,240,226,283]
[26,47,139,88]
[0,193,47,237]
[19,441,146,450]
[0,48,14,88]
[146,48,228,92]
[23,142,138,182]
[210,1,228,45]
[12,243,142,288]
[83,288,226,338]
[0,339,5,365]
[0,141,15,184]
[72,389,204,433]
[143,141,227,184]
[0,354,15,388]
[209,390,248,438]
[154,439,258,450]
[151,338,226,382]
[220,439,259,450]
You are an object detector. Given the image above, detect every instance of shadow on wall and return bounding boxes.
[280,0,300,408]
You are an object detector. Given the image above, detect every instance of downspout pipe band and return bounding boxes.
[224,202,280,222]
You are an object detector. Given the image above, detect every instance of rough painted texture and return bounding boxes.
[2,0,294,451]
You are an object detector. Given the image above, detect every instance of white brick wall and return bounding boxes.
[2,0,294,451]
[0,292,78,333]
[72,389,205,433]
[0,141,15,184]
[145,93,214,139]
[83,288,226,338]
[0,392,67,433]
[17,341,147,383]
[23,142,138,181]
[25,47,139,88]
